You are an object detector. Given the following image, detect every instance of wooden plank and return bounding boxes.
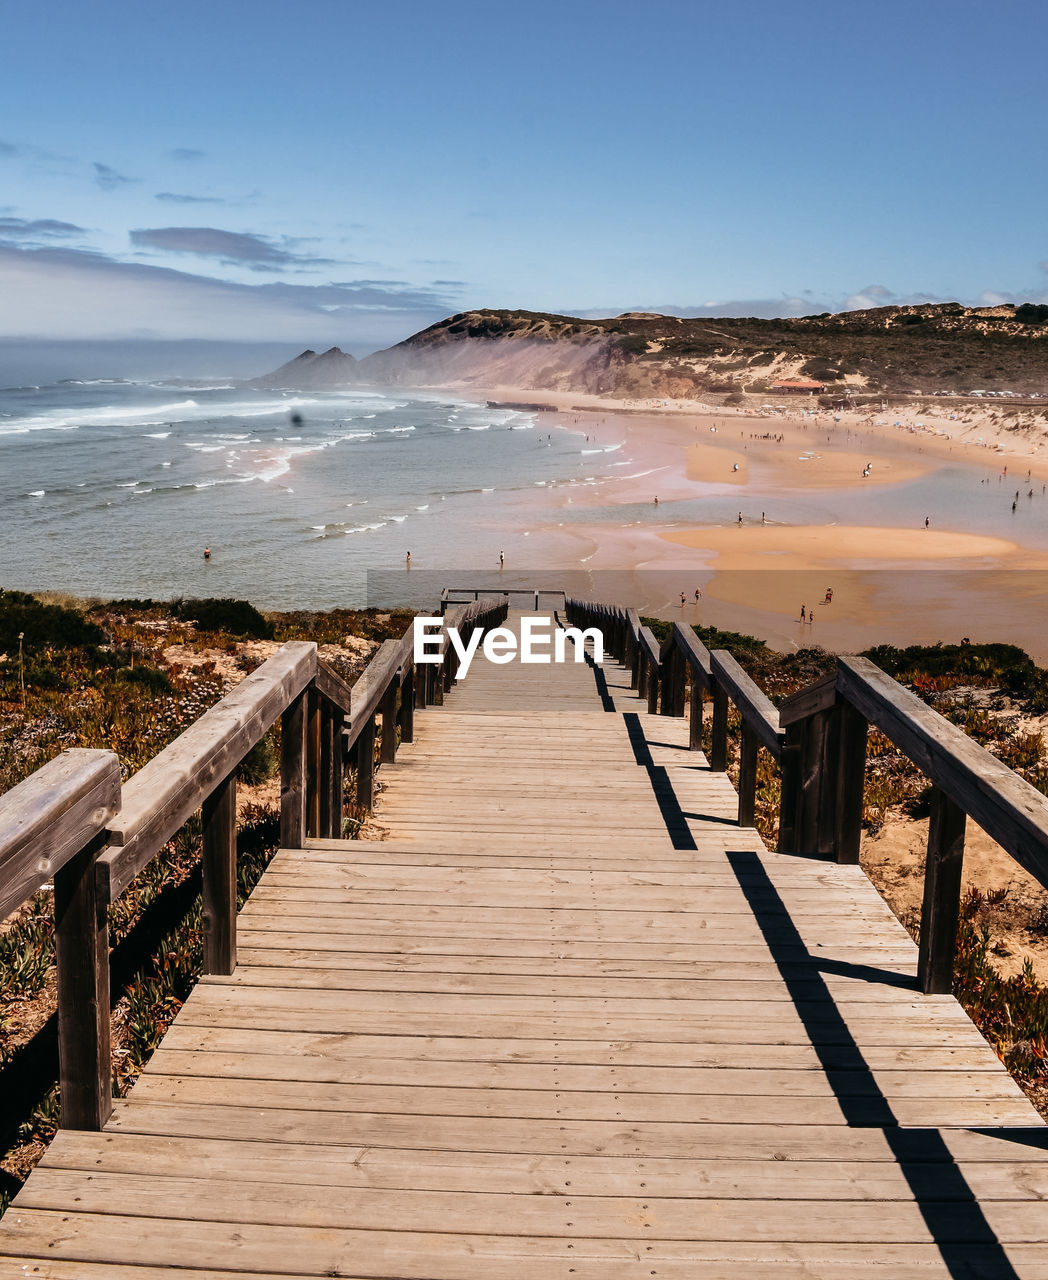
[12,1207,1048,1279]
[0,748,119,921]
[671,621,712,684]
[779,669,837,726]
[38,1130,1048,1200]
[100,642,315,900]
[15,1167,1048,1244]
[313,657,352,713]
[144,1049,1027,1101]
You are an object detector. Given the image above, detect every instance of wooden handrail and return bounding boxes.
[100,641,318,901]
[0,750,120,922]
[0,612,434,1133]
[838,657,1048,875]
[709,651,782,760]
[776,653,1048,994]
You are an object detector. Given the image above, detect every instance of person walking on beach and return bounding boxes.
[925,516,930,528]
[737,512,743,525]
[499,550,505,567]
[406,551,411,567]
[800,604,806,621]
[694,588,701,602]
[681,592,686,608]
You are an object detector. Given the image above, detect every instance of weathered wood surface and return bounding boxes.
[3,612,1046,1277]
[710,648,783,758]
[100,642,316,900]
[0,748,120,922]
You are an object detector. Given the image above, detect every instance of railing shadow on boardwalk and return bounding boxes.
[727,846,1026,1280]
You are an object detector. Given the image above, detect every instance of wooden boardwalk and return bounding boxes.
[3,611,1048,1277]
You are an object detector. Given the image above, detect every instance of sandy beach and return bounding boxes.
[448,380,1048,659]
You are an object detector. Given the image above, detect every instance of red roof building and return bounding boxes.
[771,379,826,393]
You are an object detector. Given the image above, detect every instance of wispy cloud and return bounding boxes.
[155,192,226,205]
[0,140,17,157]
[168,148,206,162]
[129,225,332,271]
[0,217,85,242]
[93,161,136,190]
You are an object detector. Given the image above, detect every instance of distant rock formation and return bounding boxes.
[255,346,358,389]
[255,305,1048,400]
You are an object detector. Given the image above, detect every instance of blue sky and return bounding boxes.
[1,0,1046,357]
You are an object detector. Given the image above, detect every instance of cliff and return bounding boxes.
[257,304,1048,399]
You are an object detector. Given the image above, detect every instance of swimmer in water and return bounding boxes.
[203,547,211,560]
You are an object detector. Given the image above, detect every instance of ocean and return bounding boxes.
[0,379,613,608]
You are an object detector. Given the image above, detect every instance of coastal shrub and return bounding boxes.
[0,590,104,652]
[1016,304,1048,325]
[861,641,1039,698]
[111,665,173,695]
[236,734,278,786]
[174,597,274,640]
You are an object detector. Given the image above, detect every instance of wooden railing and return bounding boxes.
[566,597,782,828]
[0,595,507,1133]
[440,586,567,614]
[566,596,1048,997]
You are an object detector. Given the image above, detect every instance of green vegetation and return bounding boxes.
[173,596,274,639]
[0,589,104,652]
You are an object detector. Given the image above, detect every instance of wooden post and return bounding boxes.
[918,787,967,994]
[777,722,803,854]
[646,657,659,714]
[320,704,343,839]
[380,678,398,764]
[814,705,841,857]
[797,710,828,854]
[356,713,376,810]
[659,649,677,717]
[306,688,321,840]
[54,834,111,1130]
[279,691,307,848]
[201,772,237,975]
[711,681,728,772]
[834,701,868,865]
[738,723,758,827]
[318,703,334,839]
[400,666,415,744]
[689,677,703,751]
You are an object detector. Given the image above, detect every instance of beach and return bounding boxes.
[448,381,1048,660]
[5,374,1048,659]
